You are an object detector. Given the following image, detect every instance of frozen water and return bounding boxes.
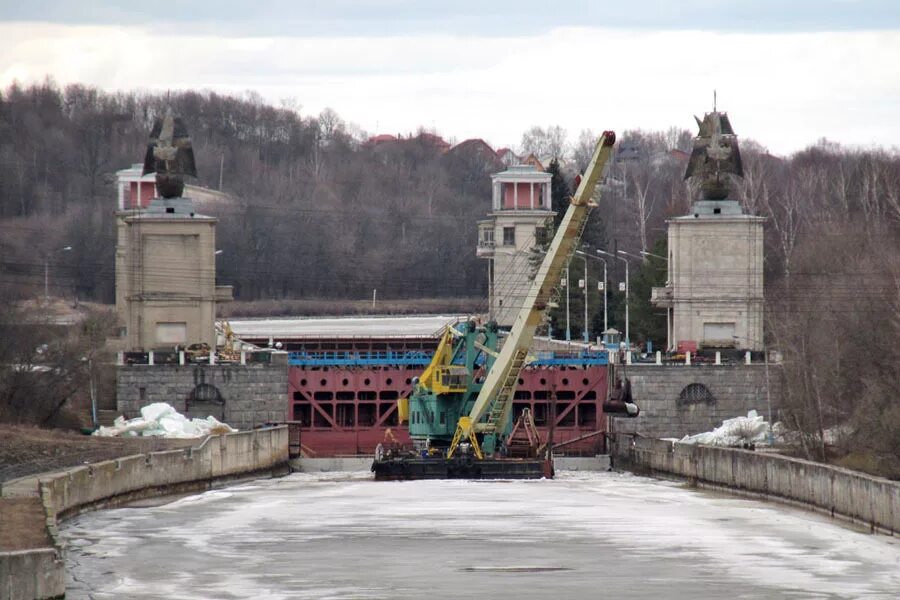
[61,471,900,599]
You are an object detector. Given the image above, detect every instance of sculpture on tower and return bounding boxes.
[684,109,743,200]
[142,108,197,198]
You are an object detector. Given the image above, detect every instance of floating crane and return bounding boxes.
[372,131,617,480]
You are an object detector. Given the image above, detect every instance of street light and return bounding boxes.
[570,253,589,343]
[734,334,773,444]
[44,246,72,301]
[575,250,607,341]
[639,249,671,350]
[563,267,570,341]
[640,250,667,261]
[597,249,630,349]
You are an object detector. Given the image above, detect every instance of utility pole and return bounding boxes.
[564,267,570,342]
[44,246,72,301]
[582,257,588,343]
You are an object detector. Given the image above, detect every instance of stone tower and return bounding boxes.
[114,111,232,351]
[477,164,553,327]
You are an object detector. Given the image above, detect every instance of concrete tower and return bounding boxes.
[477,164,553,327]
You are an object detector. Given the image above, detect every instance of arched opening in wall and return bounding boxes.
[677,383,716,407]
[186,383,225,421]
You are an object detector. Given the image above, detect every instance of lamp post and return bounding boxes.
[575,250,607,342]
[598,249,630,349]
[564,267,571,341]
[44,246,72,301]
[570,254,590,343]
[640,249,671,350]
[735,334,773,444]
[639,250,666,261]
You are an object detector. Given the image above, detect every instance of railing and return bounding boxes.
[119,347,609,368]
[287,350,433,366]
[287,349,610,367]
[530,351,609,366]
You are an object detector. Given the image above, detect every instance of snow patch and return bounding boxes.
[93,402,236,438]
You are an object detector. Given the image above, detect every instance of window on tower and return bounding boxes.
[503,227,515,246]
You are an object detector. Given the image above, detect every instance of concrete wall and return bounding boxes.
[612,363,778,439]
[293,457,374,472]
[32,427,288,520]
[116,355,288,431]
[612,435,900,535]
[0,550,64,600]
[1,427,288,600]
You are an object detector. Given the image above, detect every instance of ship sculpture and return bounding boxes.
[142,108,197,199]
[684,109,743,200]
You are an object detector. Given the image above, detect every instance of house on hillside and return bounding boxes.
[496,147,521,166]
[446,138,506,171]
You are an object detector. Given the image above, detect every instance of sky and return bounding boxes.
[2,1,900,154]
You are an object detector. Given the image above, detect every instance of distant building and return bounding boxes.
[116,164,157,210]
[652,199,765,351]
[477,164,553,327]
[496,147,521,166]
[116,164,233,211]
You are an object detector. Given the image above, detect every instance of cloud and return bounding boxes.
[2,22,899,153]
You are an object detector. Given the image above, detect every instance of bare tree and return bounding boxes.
[519,125,568,161]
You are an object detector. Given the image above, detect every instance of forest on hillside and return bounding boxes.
[1,81,899,474]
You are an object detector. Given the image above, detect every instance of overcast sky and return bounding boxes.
[2,1,899,154]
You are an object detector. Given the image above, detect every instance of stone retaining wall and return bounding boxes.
[0,426,289,600]
[116,355,289,431]
[612,434,899,535]
[612,364,779,439]
[0,550,63,600]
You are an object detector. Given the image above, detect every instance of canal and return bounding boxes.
[62,471,900,599]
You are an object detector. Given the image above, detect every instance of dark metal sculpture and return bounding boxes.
[684,110,743,200]
[142,109,197,198]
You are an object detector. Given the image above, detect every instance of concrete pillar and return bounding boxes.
[715,351,721,365]
[117,351,124,366]
[148,351,154,366]
[514,182,518,210]
[745,351,752,365]
[655,351,662,365]
[240,350,247,365]
[530,182,534,209]
[210,351,216,365]
[179,350,185,366]
[626,351,632,365]
[685,351,691,366]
